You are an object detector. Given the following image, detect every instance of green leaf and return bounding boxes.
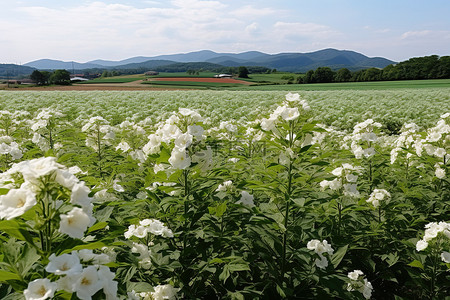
[215,202,227,217]
[0,220,28,241]
[62,241,106,254]
[228,263,250,272]
[219,265,230,283]
[292,198,306,207]
[331,244,348,268]
[87,221,108,233]
[408,260,424,270]
[0,270,21,282]
[276,284,286,298]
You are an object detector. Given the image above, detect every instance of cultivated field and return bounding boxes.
[0,89,448,299]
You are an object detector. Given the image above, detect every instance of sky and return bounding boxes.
[1,0,450,64]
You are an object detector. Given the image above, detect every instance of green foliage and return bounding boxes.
[0,91,448,299]
[49,69,71,85]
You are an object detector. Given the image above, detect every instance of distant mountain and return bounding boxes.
[109,60,178,70]
[0,64,35,78]
[205,49,395,72]
[24,59,103,70]
[88,56,158,67]
[23,49,396,72]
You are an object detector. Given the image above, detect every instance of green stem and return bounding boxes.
[337,201,342,237]
[429,245,440,299]
[281,160,293,280]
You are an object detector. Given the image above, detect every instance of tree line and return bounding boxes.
[298,55,450,84]
[30,69,71,85]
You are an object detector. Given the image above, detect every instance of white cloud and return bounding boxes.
[273,22,340,39]
[401,30,450,40]
[232,5,279,18]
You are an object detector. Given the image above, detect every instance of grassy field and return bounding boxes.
[141,80,243,89]
[148,71,218,78]
[232,78,450,91]
[81,76,147,83]
[242,72,298,84]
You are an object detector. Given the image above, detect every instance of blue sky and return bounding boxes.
[1,0,449,63]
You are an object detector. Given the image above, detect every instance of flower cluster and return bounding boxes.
[0,157,96,238]
[346,270,373,299]
[114,119,148,163]
[29,108,65,151]
[343,119,381,159]
[366,189,391,208]
[128,284,178,300]
[125,219,173,270]
[390,123,423,164]
[416,221,450,264]
[260,93,309,131]
[0,110,29,137]
[82,116,116,151]
[0,135,23,161]
[125,219,174,239]
[320,163,361,197]
[143,108,205,171]
[306,239,334,269]
[24,250,117,300]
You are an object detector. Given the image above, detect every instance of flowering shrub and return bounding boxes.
[0,91,448,299]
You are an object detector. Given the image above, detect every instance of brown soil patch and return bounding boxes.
[3,83,189,91]
[150,77,252,85]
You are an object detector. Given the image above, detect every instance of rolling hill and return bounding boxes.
[22,49,396,72]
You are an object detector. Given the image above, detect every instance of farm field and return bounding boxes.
[0,89,448,299]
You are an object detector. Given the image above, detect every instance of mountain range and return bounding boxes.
[22,49,396,73]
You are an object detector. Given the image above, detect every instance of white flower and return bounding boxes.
[24,278,57,300]
[236,191,255,208]
[307,239,333,269]
[441,251,450,263]
[151,284,178,300]
[98,266,118,300]
[168,148,191,169]
[187,125,204,138]
[348,270,364,281]
[0,187,36,220]
[435,167,445,179]
[216,180,233,192]
[281,107,300,121]
[45,252,82,276]
[343,183,360,197]
[174,132,193,150]
[260,117,277,131]
[285,92,300,102]
[71,182,92,207]
[366,189,390,208]
[127,290,141,300]
[15,157,60,182]
[116,141,131,152]
[74,266,103,300]
[314,255,328,269]
[55,169,80,189]
[362,279,373,299]
[59,207,92,239]
[416,239,428,251]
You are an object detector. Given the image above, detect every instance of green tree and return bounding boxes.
[281,75,295,84]
[313,67,335,83]
[49,69,71,85]
[381,64,400,80]
[363,68,382,81]
[238,66,249,78]
[30,70,46,85]
[304,70,315,83]
[334,68,352,82]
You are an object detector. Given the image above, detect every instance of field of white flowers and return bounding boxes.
[0,90,448,299]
